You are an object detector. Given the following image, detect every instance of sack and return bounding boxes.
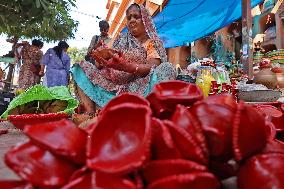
[30,64,41,75]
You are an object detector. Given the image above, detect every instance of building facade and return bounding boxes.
[106,0,167,40]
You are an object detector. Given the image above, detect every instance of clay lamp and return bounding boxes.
[262,139,284,155]
[221,83,230,93]
[203,94,237,111]
[163,120,208,165]
[190,102,234,161]
[231,78,237,87]
[147,173,220,189]
[255,105,284,132]
[232,102,267,161]
[209,81,219,96]
[62,171,138,189]
[271,67,284,74]
[87,103,152,175]
[142,159,207,184]
[238,154,284,189]
[5,141,77,188]
[151,118,182,160]
[259,58,272,69]
[0,180,33,189]
[23,119,87,164]
[99,93,149,116]
[172,105,209,158]
[146,81,203,119]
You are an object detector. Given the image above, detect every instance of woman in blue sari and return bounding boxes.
[40,41,70,87]
[71,3,176,115]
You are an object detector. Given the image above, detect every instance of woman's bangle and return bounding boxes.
[133,64,139,74]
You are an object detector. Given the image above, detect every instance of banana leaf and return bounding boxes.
[1,85,79,118]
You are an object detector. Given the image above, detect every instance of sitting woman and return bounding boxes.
[71,3,176,115]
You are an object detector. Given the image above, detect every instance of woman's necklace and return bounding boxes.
[137,35,148,44]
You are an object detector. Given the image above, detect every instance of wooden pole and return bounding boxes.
[242,0,254,79]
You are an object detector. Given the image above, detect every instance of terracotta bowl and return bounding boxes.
[100,93,149,116]
[0,180,32,188]
[146,81,203,118]
[23,120,87,164]
[7,113,70,130]
[147,173,220,189]
[87,103,152,175]
[142,159,207,184]
[5,142,77,188]
[238,153,284,189]
[152,81,203,102]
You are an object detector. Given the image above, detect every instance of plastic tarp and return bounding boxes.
[152,0,264,48]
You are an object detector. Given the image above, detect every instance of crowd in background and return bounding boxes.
[3,38,71,90]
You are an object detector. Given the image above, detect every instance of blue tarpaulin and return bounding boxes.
[151,0,264,48]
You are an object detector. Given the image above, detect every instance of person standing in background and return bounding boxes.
[18,39,44,89]
[40,41,70,87]
[85,20,111,68]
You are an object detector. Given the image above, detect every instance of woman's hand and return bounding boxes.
[90,49,121,65]
[95,61,103,70]
[96,51,136,73]
[38,71,44,77]
[104,52,160,77]
[91,48,119,60]
[93,40,104,50]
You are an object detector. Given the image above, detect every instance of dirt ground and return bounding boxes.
[0,121,27,180]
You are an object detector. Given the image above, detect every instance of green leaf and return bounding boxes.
[0,0,78,41]
[40,0,49,11]
[36,0,41,8]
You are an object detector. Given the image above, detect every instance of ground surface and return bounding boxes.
[0,122,27,180]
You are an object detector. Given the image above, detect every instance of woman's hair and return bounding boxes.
[126,3,141,14]
[53,41,69,60]
[99,20,109,29]
[32,39,44,48]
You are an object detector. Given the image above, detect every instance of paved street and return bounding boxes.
[0,122,27,180]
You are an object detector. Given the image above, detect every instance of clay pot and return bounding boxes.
[254,67,278,89]
[271,68,284,88]
[276,73,284,88]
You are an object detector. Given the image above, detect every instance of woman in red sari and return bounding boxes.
[18,39,44,89]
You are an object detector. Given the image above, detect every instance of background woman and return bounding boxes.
[18,39,44,89]
[40,41,70,87]
[71,3,176,115]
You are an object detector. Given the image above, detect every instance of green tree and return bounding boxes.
[68,47,87,64]
[0,0,78,41]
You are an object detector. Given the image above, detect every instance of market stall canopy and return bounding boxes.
[152,0,264,48]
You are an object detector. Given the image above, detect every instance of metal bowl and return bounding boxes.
[238,90,282,102]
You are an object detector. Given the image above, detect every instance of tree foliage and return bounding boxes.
[0,0,78,41]
[67,47,87,64]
